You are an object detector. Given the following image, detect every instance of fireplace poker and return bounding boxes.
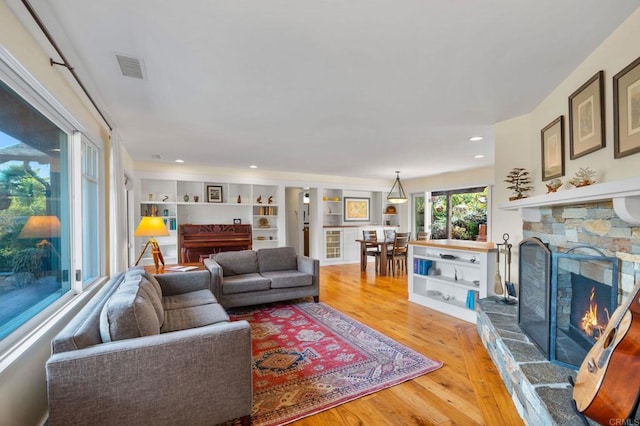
[494,241,503,295]
[501,233,517,305]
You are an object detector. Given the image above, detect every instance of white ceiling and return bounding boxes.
[22,1,640,180]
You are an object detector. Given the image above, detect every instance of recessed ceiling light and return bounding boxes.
[469,136,483,141]
[473,154,485,159]
[175,159,184,163]
[249,165,258,169]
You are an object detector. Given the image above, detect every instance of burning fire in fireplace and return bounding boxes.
[580,286,610,340]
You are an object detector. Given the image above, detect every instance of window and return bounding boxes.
[0,53,103,344]
[429,186,488,241]
[0,80,71,340]
[413,193,425,235]
[82,140,100,285]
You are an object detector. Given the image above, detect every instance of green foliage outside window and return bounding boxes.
[430,187,487,240]
[0,164,47,273]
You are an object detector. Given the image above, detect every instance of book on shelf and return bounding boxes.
[413,258,433,275]
[166,265,198,272]
[465,289,479,310]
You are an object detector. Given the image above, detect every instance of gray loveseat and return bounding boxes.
[204,246,319,308]
[45,267,252,426]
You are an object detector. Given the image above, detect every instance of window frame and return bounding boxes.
[425,184,492,241]
[0,47,106,359]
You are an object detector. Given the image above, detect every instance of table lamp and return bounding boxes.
[134,216,170,271]
[18,215,61,259]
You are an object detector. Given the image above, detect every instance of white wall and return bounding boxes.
[0,3,110,424]
[493,7,640,287]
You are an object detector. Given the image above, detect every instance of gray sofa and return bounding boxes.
[204,246,320,308]
[45,267,252,426]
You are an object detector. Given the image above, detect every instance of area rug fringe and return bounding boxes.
[229,302,443,426]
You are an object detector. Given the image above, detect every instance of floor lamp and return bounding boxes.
[134,216,170,272]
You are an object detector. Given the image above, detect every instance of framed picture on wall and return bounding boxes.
[541,116,565,181]
[206,185,223,203]
[613,55,640,159]
[344,197,370,222]
[569,70,605,159]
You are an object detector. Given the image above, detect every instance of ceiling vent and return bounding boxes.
[116,54,144,79]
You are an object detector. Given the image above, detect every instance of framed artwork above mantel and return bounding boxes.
[569,70,605,160]
[613,55,640,159]
[541,116,565,181]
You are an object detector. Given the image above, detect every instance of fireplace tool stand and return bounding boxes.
[499,233,517,305]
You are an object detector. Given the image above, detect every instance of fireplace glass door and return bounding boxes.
[550,248,618,369]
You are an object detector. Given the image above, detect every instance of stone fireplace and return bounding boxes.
[517,237,619,369]
[477,178,640,425]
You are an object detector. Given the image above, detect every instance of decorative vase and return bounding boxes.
[193,195,199,203]
[237,195,241,204]
[183,194,189,202]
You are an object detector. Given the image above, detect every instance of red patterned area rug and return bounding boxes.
[228,302,443,426]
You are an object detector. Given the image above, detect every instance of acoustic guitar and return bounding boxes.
[572,279,640,424]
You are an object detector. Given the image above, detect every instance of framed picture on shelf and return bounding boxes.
[343,197,370,222]
[613,55,640,159]
[206,185,223,203]
[541,116,565,181]
[569,70,605,159]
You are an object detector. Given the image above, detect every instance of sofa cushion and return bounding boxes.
[125,267,162,298]
[161,303,230,333]
[100,286,161,342]
[120,275,164,327]
[261,270,313,289]
[222,273,271,295]
[212,250,259,276]
[163,289,217,310]
[257,247,297,272]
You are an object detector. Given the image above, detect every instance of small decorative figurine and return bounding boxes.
[545,178,563,193]
[162,195,169,202]
[569,167,597,187]
[268,196,273,204]
[193,195,199,203]
[256,195,262,204]
[504,168,533,200]
[183,194,189,202]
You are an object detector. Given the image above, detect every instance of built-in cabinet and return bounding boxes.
[320,188,402,265]
[137,178,281,265]
[408,240,497,323]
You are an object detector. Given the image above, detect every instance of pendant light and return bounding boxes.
[387,171,408,204]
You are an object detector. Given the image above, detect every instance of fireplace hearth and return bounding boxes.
[518,237,618,369]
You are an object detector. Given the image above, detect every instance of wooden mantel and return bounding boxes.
[498,175,640,225]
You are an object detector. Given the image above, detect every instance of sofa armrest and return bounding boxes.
[297,254,320,285]
[203,258,223,300]
[46,320,252,426]
[154,269,210,296]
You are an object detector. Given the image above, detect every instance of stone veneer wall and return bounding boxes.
[476,201,640,425]
[522,201,640,297]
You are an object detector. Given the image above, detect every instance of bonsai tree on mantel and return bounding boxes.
[505,168,533,201]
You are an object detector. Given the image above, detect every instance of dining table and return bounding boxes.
[355,238,395,276]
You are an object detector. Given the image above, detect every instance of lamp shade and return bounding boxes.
[18,215,61,239]
[387,171,408,204]
[134,216,170,237]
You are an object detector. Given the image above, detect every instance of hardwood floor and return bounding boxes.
[294,263,523,426]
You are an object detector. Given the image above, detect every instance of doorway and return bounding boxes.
[284,187,311,256]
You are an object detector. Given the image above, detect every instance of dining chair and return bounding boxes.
[388,232,411,276]
[362,230,380,270]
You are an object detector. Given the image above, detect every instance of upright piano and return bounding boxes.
[179,224,252,263]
